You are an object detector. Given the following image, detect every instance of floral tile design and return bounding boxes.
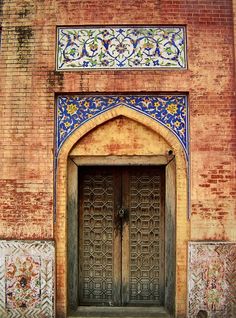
[56,95,188,159]
[188,242,236,318]
[57,26,186,70]
[6,255,41,309]
[0,240,55,318]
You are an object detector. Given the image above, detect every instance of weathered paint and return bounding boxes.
[70,116,171,156]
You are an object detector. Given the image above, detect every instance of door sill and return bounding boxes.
[68,306,171,318]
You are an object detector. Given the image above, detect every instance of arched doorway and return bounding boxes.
[55,106,189,317]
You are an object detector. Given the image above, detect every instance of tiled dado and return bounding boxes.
[188,242,236,318]
[56,26,187,70]
[0,240,55,318]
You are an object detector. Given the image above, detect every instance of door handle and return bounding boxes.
[118,208,127,219]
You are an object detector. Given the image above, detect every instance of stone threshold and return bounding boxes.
[68,306,171,318]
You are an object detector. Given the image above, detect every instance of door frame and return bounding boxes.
[67,157,175,314]
[76,165,166,307]
[55,107,189,317]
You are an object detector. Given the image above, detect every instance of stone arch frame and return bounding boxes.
[55,105,189,318]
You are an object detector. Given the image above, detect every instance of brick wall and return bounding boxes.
[0,0,234,240]
[0,1,235,316]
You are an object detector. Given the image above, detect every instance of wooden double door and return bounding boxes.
[78,166,165,307]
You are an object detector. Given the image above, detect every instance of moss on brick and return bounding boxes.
[18,6,32,19]
[15,26,33,65]
[47,71,64,90]
[0,0,4,18]
[15,26,33,47]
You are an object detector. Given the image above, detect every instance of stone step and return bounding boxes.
[68,316,170,318]
[68,306,171,318]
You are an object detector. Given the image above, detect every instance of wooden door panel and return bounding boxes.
[78,167,121,306]
[78,166,164,307]
[125,167,164,306]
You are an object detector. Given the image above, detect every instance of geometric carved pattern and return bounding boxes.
[129,173,163,304]
[0,240,55,318]
[78,167,165,306]
[56,95,188,160]
[79,172,114,304]
[57,26,186,70]
[188,242,236,318]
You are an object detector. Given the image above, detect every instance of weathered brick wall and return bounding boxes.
[0,2,235,316]
[0,0,234,240]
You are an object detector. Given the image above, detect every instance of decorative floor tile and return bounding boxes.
[57,26,186,70]
[0,240,55,318]
[188,242,236,318]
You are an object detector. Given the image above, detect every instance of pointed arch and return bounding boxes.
[57,105,187,164]
[54,103,189,317]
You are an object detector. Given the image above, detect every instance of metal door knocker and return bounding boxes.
[118,208,127,219]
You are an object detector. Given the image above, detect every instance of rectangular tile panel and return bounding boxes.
[188,242,236,318]
[0,240,55,318]
[57,26,186,70]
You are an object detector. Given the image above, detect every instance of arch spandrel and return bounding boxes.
[56,95,189,162]
[57,102,188,166]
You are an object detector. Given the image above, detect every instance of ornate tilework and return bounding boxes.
[188,242,236,318]
[6,255,41,309]
[0,240,55,318]
[56,95,188,158]
[57,26,186,70]
[55,94,190,220]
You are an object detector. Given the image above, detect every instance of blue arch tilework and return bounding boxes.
[57,26,187,70]
[56,95,189,160]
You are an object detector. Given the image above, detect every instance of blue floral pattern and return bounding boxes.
[57,26,186,70]
[56,95,188,159]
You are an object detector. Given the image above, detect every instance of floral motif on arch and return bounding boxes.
[57,26,187,70]
[56,95,188,159]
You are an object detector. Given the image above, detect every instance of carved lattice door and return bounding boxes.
[78,166,164,307]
